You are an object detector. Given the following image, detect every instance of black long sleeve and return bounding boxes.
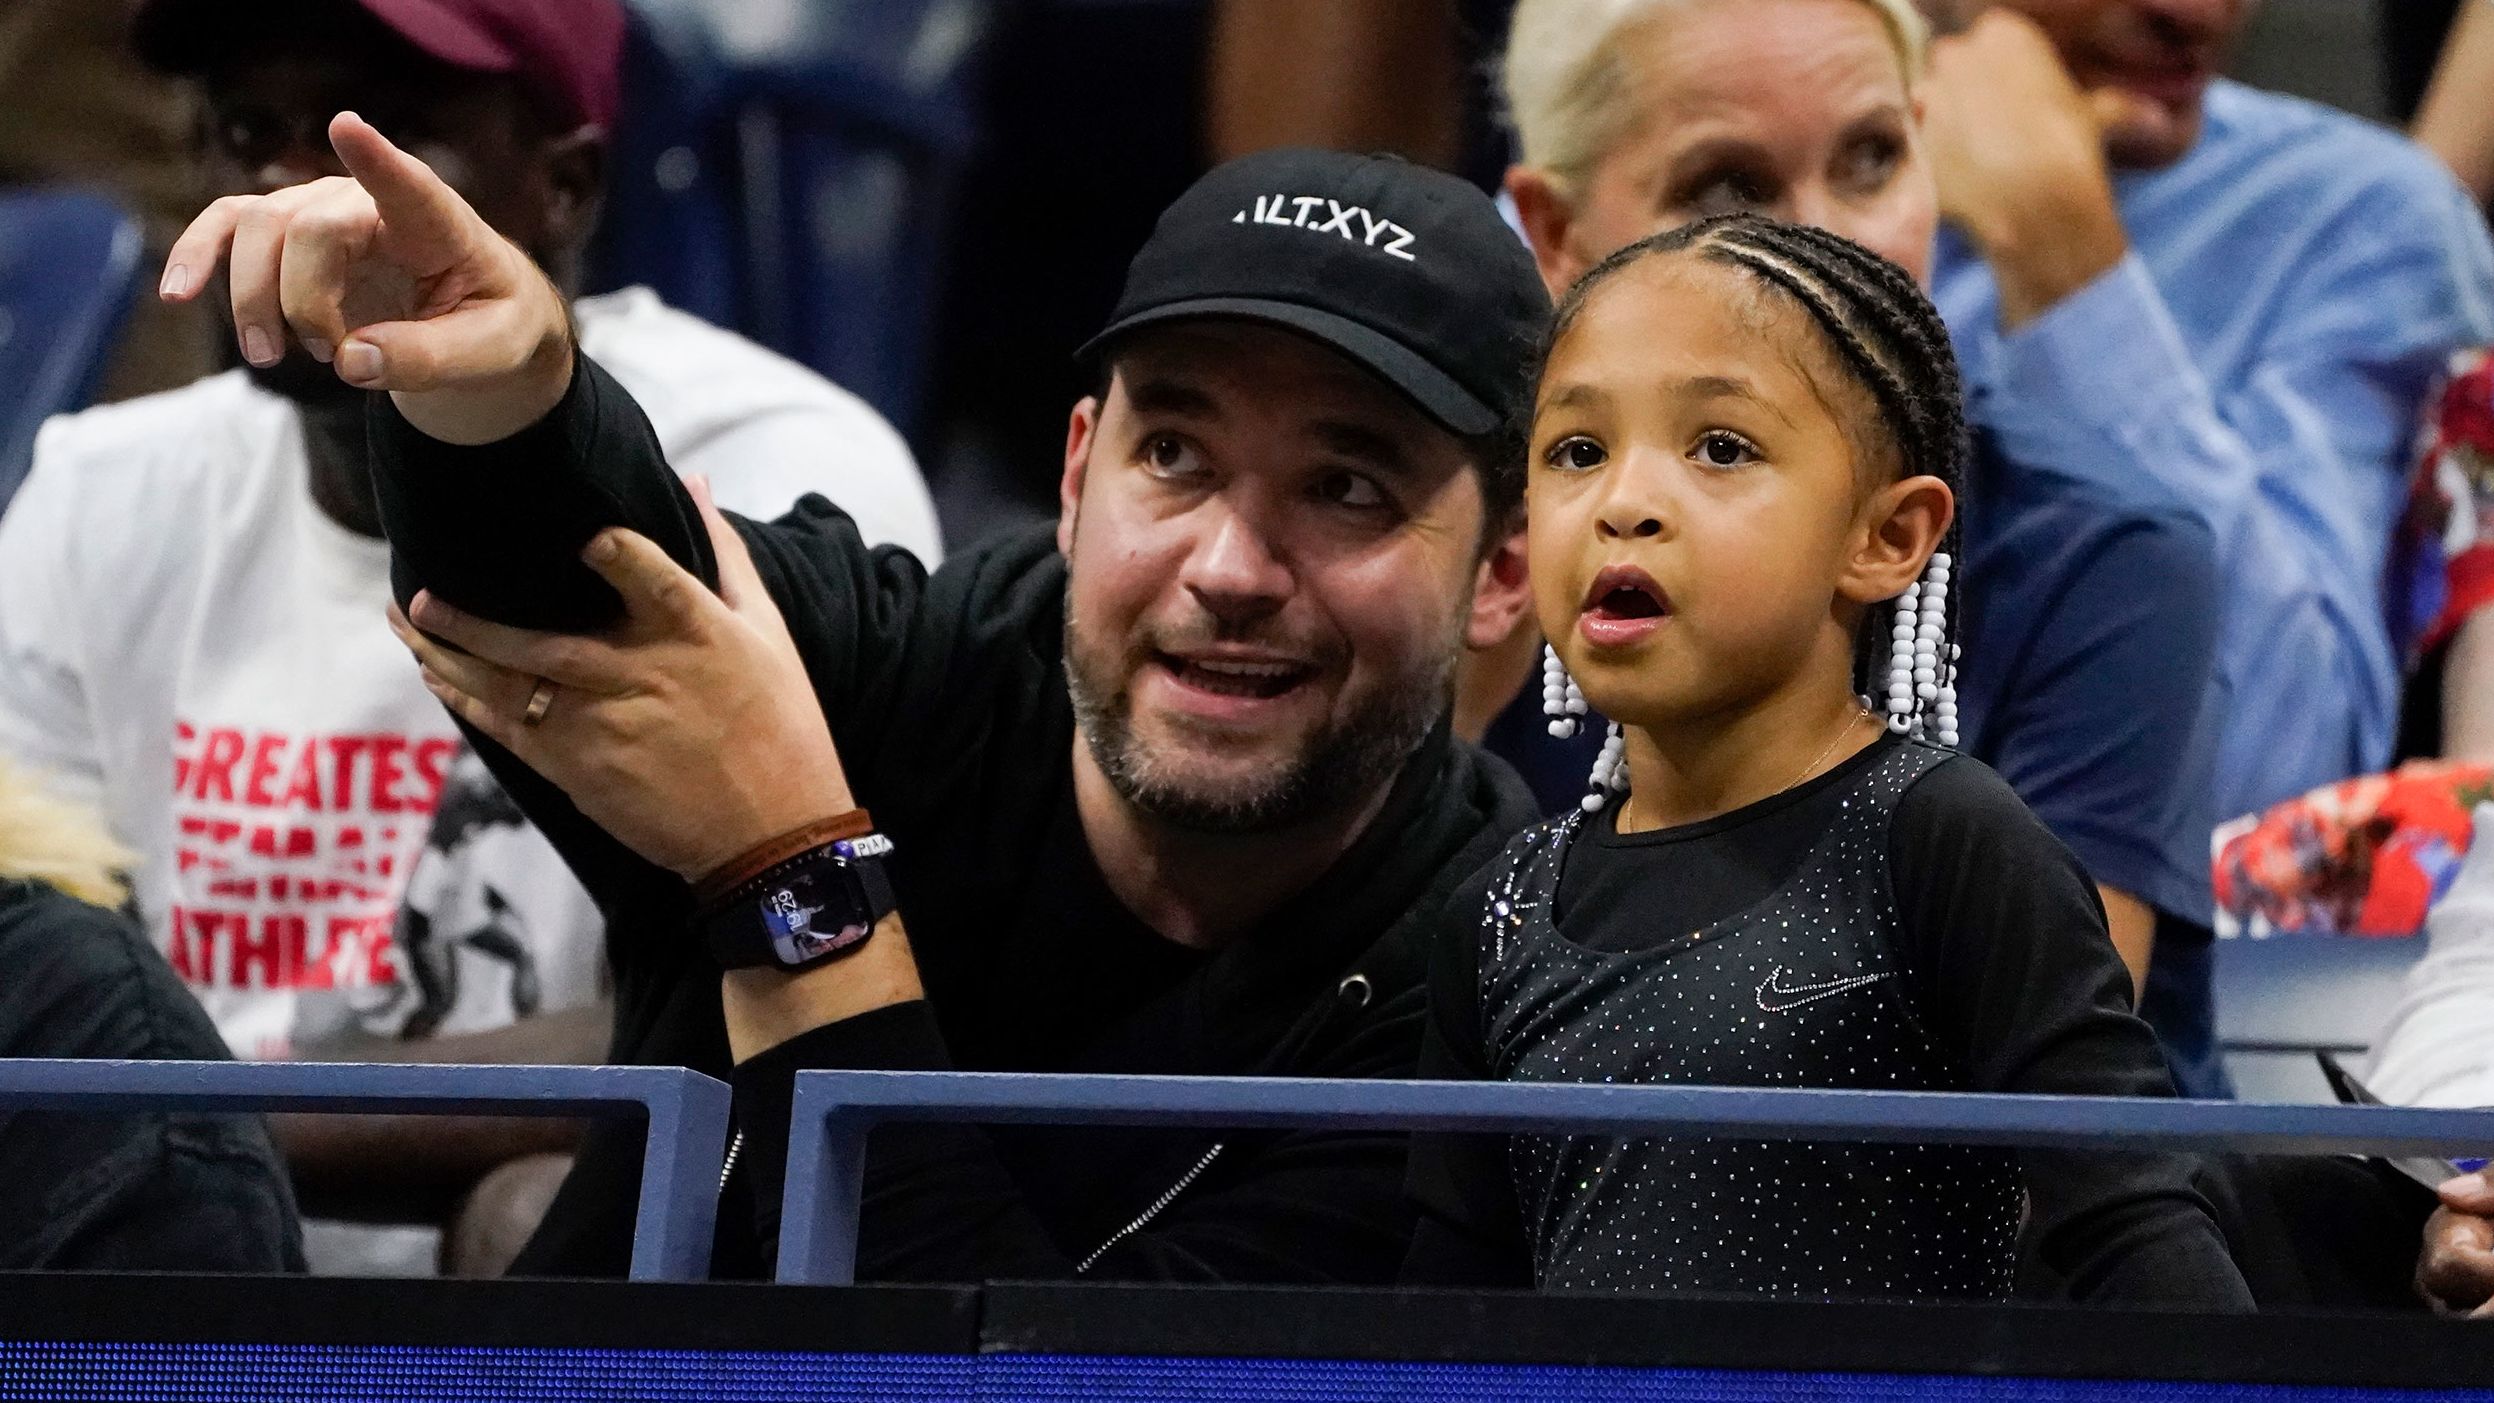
[1884,759,2253,1310]
[1402,745,2253,1309]
[368,359,1536,1282]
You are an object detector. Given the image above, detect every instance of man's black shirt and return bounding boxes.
[371,357,1538,1281]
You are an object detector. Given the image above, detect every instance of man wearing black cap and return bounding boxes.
[0,0,935,1271]
[167,117,1546,1280]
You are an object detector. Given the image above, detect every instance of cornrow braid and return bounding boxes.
[1538,212,1971,783]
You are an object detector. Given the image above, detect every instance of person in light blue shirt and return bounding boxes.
[1926,1,2494,826]
[1919,0,2494,1094]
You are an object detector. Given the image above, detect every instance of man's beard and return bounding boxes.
[1062,598,1455,835]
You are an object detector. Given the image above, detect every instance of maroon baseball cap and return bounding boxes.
[133,0,626,132]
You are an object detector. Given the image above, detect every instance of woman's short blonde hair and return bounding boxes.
[0,758,135,910]
[1504,0,1930,195]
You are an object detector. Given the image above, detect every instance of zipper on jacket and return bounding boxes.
[719,1128,745,1193]
[1076,1142,1224,1274]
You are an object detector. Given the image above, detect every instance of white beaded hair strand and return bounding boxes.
[1542,643,1588,738]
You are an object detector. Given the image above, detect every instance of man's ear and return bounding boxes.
[1466,516,1534,651]
[1839,474,1954,605]
[542,126,608,253]
[1058,396,1101,556]
[1505,165,1585,300]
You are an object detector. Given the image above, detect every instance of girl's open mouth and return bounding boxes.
[1579,565,1671,648]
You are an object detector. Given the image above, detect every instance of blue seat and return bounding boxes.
[591,0,997,439]
[0,189,142,509]
[585,2,746,332]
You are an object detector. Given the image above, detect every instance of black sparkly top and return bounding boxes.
[1477,740,2023,1299]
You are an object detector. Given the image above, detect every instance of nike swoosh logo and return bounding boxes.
[1755,964,1889,1014]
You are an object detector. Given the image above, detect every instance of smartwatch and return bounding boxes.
[699,833,898,971]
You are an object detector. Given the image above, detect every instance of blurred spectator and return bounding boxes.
[2367,800,2494,1108]
[1919,1,2494,824]
[2366,801,2494,1316]
[2392,350,2494,760]
[0,757,302,1272]
[1903,1,2494,1091]
[2415,0,2494,207]
[1497,0,2219,1013]
[0,0,218,402]
[0,0,936,1272]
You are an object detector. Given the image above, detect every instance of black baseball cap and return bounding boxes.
[1078,149,1547,438]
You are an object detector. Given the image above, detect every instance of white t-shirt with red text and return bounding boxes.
[0,287,939,1058]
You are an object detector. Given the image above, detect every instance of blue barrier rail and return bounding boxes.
[0,1060,731,1281]
[778,1071,2494,1285]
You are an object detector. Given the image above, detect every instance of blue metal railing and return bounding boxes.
[0,1060,731,1281]
[777,1071,2494,1285]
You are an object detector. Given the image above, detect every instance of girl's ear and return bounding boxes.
[1838,473,1954,605]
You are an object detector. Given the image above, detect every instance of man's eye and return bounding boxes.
[1141,433,1205,477]
[1544,435,1607,472]
[1314,471,1388,509]
[1693,430,1759,470]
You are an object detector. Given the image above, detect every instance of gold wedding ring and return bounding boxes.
[522,677,557,727]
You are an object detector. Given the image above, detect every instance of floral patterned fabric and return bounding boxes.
[2215,762,2494,937]
[2391,348,2494,665]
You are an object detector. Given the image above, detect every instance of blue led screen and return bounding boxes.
[2,1347,2491,1403]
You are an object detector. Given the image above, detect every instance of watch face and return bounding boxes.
[763,882,867,966]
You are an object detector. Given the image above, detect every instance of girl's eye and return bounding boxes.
[1545,435,1607,472]
[1694,431,1759,470]
[1313,471,1388,510]
[1141,433,1205,478]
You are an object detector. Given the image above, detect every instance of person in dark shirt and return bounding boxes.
[0,763,302,1271]
[164,120,1550,1282]
[1402,214,2252,1308]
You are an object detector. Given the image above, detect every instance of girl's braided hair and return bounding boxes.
[1537,211,1969,707]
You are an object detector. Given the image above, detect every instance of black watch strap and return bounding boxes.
[699,834,897,971]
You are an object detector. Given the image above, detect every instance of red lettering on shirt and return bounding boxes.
[166,720,450,1002]
[172,720,197,794]
[230,912,283,988]
[370,735,408,813]
[191,727,244,802]
[328,735,369,808]
[241,732,286,806]
[410,737,455,812]
[278,739,325,810]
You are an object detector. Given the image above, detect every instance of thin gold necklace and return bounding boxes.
[1619,707,1875,831]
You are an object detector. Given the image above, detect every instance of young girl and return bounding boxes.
[1405,214,2251,1306]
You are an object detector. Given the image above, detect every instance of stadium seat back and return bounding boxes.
[592,0,995,439]
[0,188,142,509]
[586,4,746,332]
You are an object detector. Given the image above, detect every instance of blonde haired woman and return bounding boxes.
[1504,0,1936,291]
[0,760,300,1269]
